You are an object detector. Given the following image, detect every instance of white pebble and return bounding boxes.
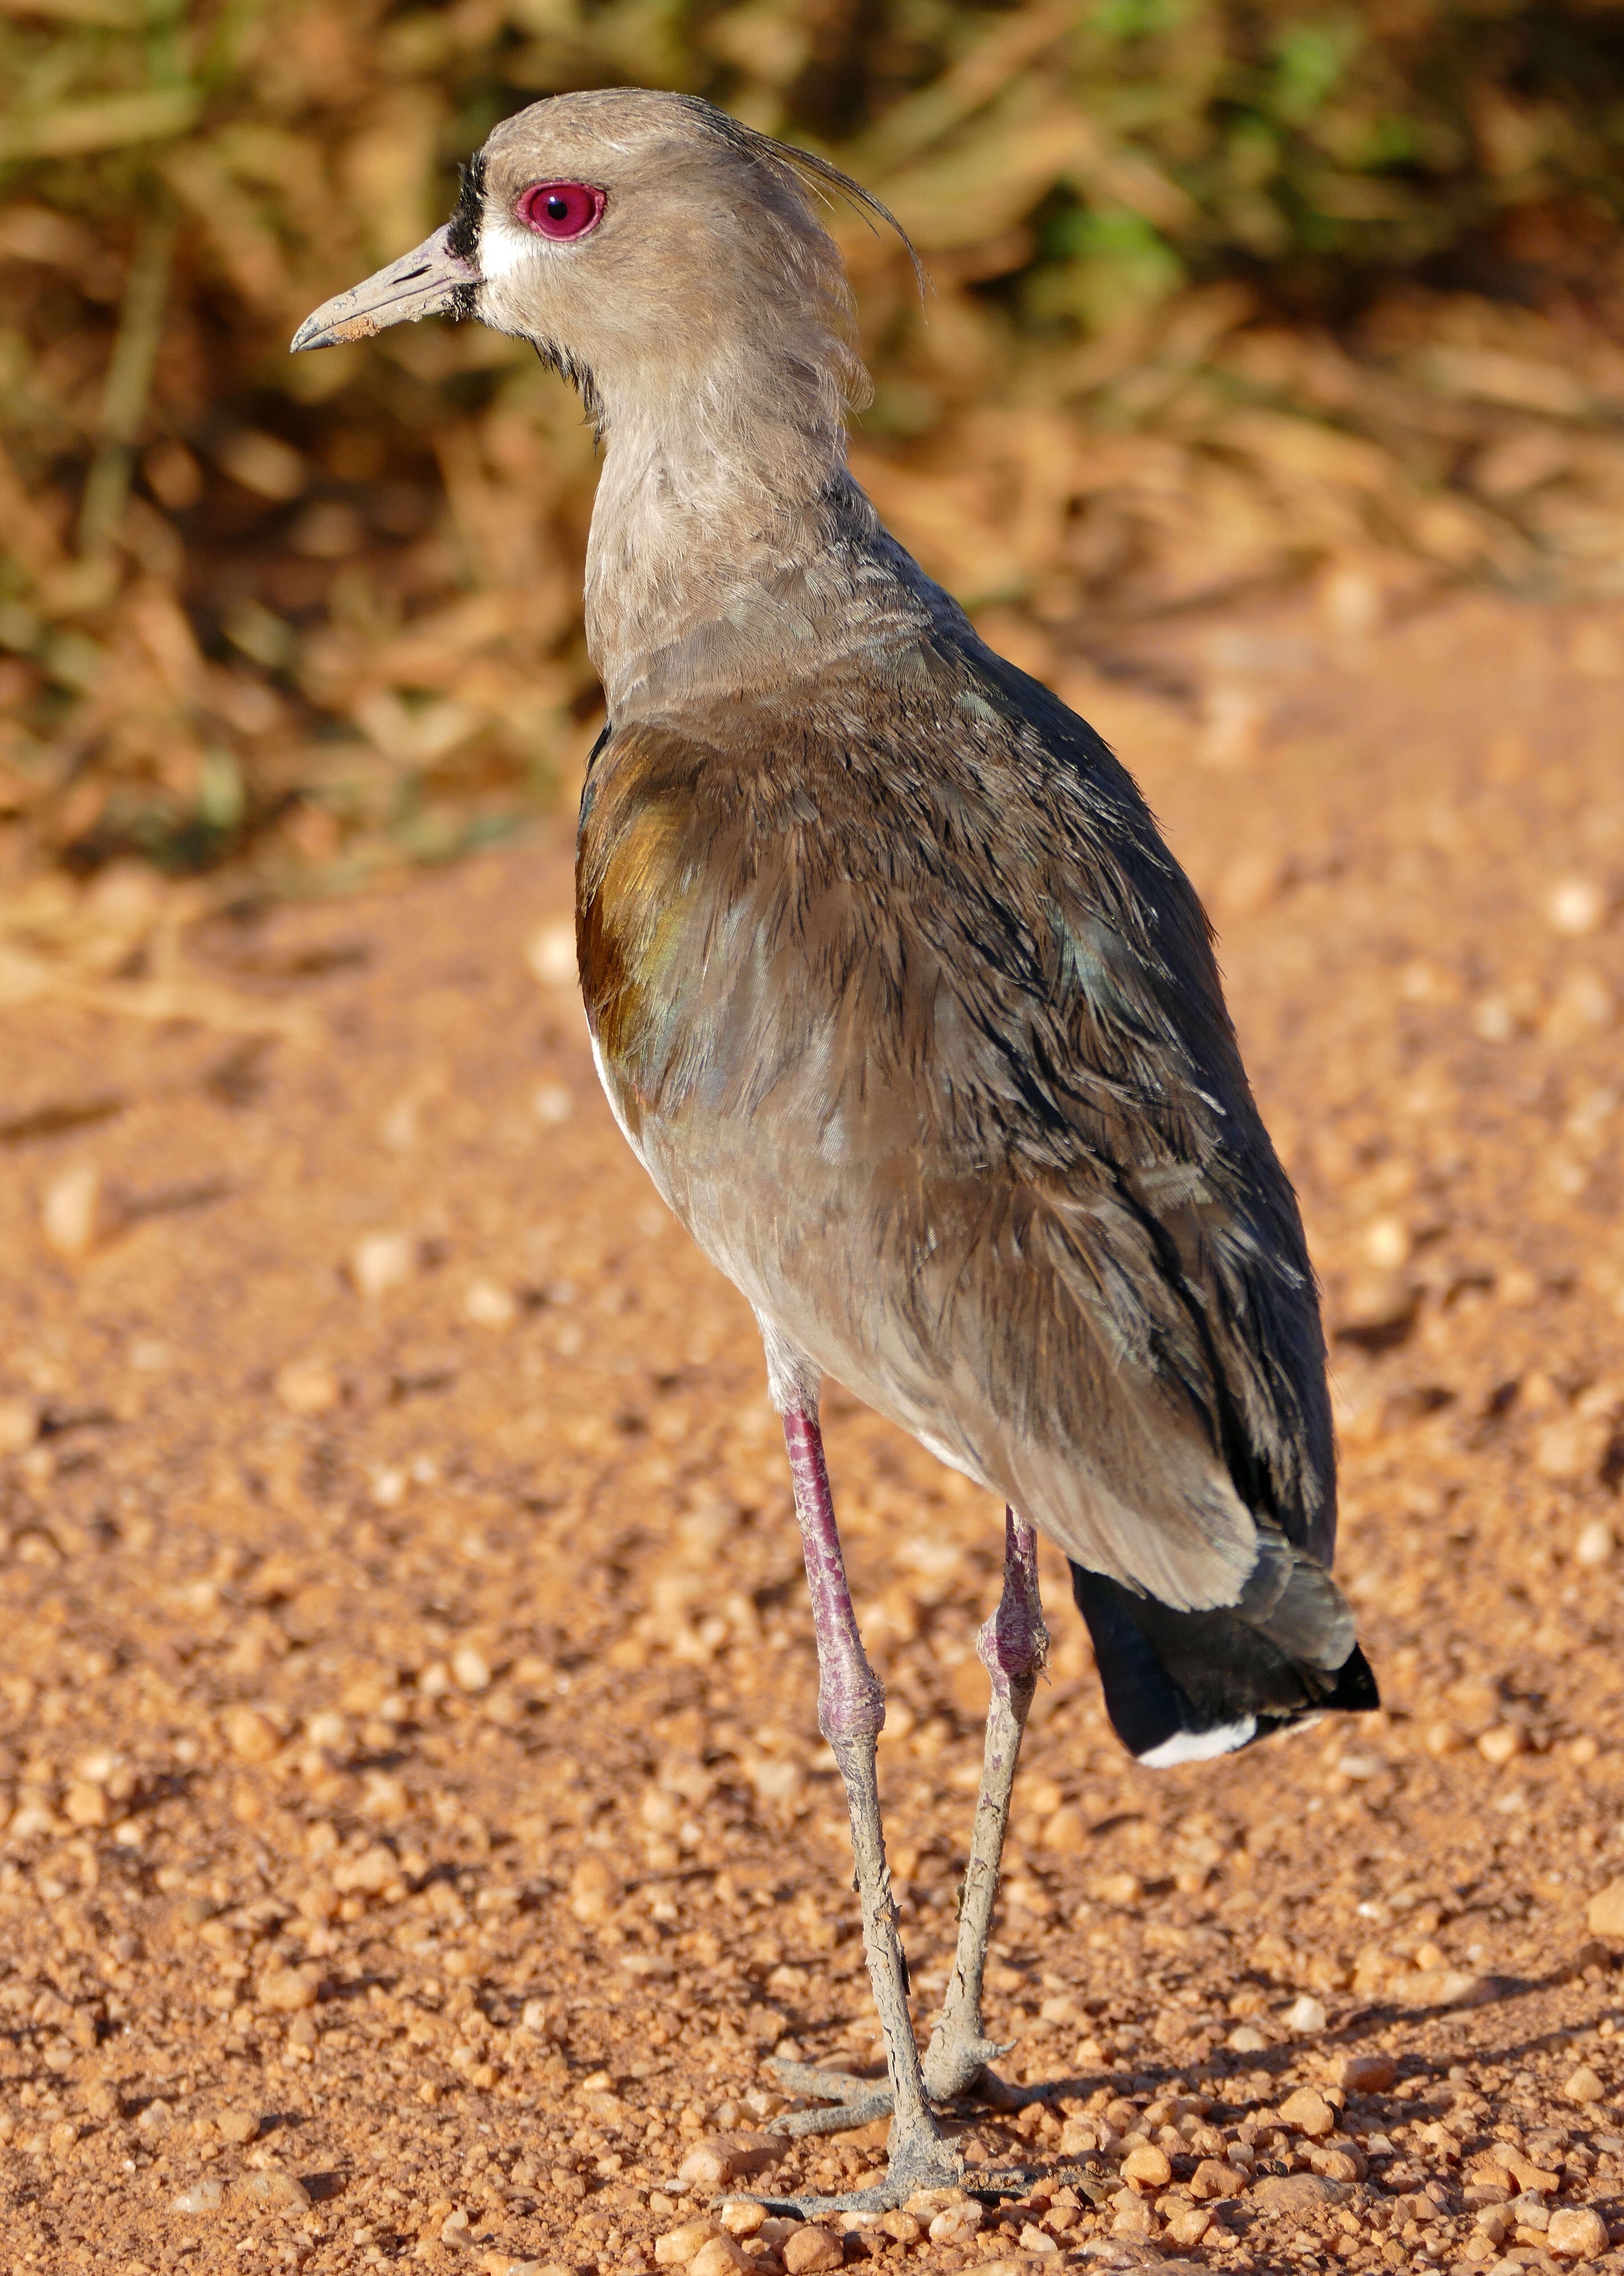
[1284,1993,1327,2034]
[239,2167,312,2211]
[526,919,577,986]
[451,1644,491,1694]
[0,1397,39,1456]
[170,2178,225,2214]
[1576,1520,1615,1569]
[464,1278,517,1328]
[370,1466,407,1509]
[1548,877,1607,937]
[350,1232,417,1298]
[41,1164,106,1258]
[1362,1216,1411,1270]
[533,1082,574,1124]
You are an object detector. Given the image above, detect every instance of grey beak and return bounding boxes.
[291,223,480,352]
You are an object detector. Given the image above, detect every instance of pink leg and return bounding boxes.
[784,1411,885,1751]
[782,1408,955,2195]
[923,1506,1048,2100]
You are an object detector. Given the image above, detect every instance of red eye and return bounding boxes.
[517,181,605,240]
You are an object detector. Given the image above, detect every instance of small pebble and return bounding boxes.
[452,1644,492,1693]
[533,1082,574,1124]
[1228,2024,1268,2053]
[0,1396,39,1455]
[465,1277,517,1327]
[1547,2207,1609,2260]
[1109,2184,1156,2238]
[1283,1993,1327,2033]
[1547,878,1607,937]
[655,2220,723,2268]
[41,1163,108,1258]
[568,1854,619,1926]
[238,2167,312,2211]
[689,2239,751,2276]
[217,2110,260,2144]
[64,1780,108,1828]
[224,1704,281,1763]
[780,2227,843,2274]
[331,1842,398,1895]
[929,2203,986,2244]
[1121,2143,1172,2187]
[1279,2087,1336,2138]
[1478,1726,1524,1765]
[169,2179,225,2214]
[273,1358,340,1415]
[350,1230,418,1298]
[1576,1520,1615,1568]
[1250,2173,1347,2215]
[1362,1215,1410,1270]
[675,2133,781,2189]
[1564,2065,1607,2106]
[1588,1881,1624,1938]
[256,1962,321,2012]
[1163,2205,1213,2247]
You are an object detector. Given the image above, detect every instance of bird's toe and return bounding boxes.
[770,2090,893,2138]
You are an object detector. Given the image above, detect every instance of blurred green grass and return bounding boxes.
[5,0,1624,890]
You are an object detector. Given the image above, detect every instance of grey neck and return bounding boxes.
[581,384,936,718]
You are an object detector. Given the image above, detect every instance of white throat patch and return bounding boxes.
[477,214,539,281]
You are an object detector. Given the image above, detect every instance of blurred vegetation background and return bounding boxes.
[5,0,1624,895]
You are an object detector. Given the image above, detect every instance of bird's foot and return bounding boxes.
[767,2062,890,2138]
[769,2092,893,2140]
[750,2109,963,2215]
[766,2049,1024,2137]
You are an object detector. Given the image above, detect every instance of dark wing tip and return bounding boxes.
[1070,1562,1378,1768]
[1325,1641,1380,1715]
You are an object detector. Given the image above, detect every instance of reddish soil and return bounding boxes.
[0,585,1622,2276]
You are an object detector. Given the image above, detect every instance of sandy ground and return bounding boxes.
[1,584,1623,2276]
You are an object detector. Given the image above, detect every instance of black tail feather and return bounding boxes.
[1069,1562,1378,1766]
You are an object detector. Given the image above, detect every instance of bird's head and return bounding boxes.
[293,89,898,446]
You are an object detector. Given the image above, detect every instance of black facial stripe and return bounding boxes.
[446,153,486,264]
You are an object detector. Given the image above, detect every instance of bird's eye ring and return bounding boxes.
[517,181,605,240]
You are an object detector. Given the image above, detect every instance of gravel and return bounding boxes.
[0,590,1621,2270]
